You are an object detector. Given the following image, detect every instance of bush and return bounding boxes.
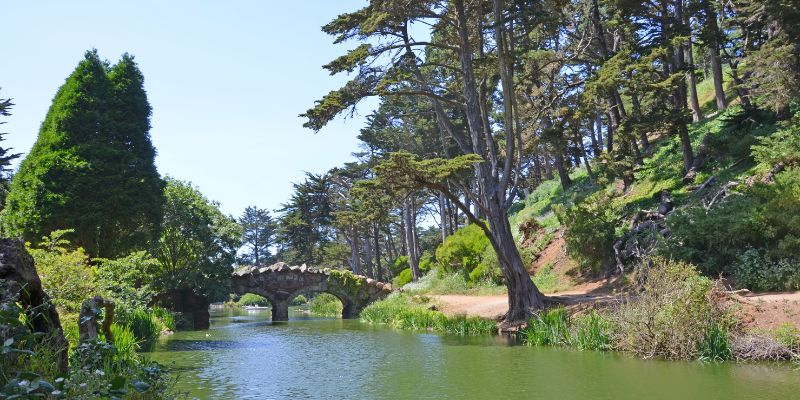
[435,224,490,276]
[751,117,800,169]
[390,256,409,276]
[732,250,800,291]
[667,168,800,276]
[610,258,731,360]
[401,269,505,295]
[555,193,619,273]
[26,230,97,313]
[94,251,159,309]
[393,268,413,287]
[236,293,270,307]
[418,252,435,273]
[308,293,342,317]
[290,295,308,306]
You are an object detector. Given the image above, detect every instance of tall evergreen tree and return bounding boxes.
[239,206,276,266]
[2,50,164,257]
[0,90,22,208]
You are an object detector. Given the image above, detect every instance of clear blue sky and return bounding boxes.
[0,1,374,216]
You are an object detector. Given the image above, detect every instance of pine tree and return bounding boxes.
[2,50,164,257]
[239,206,276,266]
[0,91,22,208]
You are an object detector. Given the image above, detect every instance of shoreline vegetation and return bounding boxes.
[358,259,800,363]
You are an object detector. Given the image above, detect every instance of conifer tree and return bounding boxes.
[2,50,164,257]
[0,90,22,208]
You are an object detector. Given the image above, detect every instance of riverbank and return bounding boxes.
[365,259,800,362]
[431,288,800,333]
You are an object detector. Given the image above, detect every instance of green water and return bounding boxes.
[149,309,799,399]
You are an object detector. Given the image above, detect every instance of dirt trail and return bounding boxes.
[432,281,613,319]
[733,290,800,330]
[433,287,800,326]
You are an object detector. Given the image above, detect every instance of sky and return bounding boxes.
[0,1,376,216]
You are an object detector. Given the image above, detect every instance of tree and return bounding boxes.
[275,173,333,266]
[0,90,22,208]
[2,50,164,257]
[239,206,276,266]
[152,178,241,303]
[304,0,548,327]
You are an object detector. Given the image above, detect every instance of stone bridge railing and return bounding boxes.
[231,263,393,321]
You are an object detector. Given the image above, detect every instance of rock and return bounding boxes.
[0,239,68,373]
[78,296,115,342]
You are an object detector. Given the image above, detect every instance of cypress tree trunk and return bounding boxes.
[705,5,727,110]
[686,40,703,122]
[554,152,572,190]
[403,199,421,281]
[350,227,360,275]
[374,225,384,282]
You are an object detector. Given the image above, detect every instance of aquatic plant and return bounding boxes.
[521,307,572,347]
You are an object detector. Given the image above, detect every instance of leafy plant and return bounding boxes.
[309,293,342,317]
[555,193,619,273]
[236,293,270,307]
[521,307,572,347]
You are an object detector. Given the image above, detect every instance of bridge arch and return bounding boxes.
[231,263,392,321]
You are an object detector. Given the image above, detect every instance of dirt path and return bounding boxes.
[733,290,800,330]
[432,281,614,319]
[433,287,800,327]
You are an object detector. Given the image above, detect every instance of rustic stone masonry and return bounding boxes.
[231,262,393,321]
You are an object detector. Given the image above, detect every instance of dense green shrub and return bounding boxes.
[418,251,435,273]
[667,169,800,276]
[390,256,409,276]
[401,270,505,295]
[393,268,413,287]
[751,115,800,169]
[435,224,490,276]
[236,293,270,307]
[290,295,308,306]
[732,250,800,291]
[25,230,97,314]
[95,251,159,309]
[309,293,342,316]
[2,297,173,399]
[554,193,619,273]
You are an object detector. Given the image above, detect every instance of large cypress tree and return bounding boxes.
[2,50,164,257]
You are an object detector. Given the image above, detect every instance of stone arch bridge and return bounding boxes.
[231,263,393,321]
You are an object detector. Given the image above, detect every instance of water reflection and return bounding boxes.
[148,308,800,400]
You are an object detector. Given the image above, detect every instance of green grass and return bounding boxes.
[574,310,613,351]
[401,270,507,296]
[532,263,568,293]
[697,323,733,362]
[360,293,497,335]
[521,307,572,347]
